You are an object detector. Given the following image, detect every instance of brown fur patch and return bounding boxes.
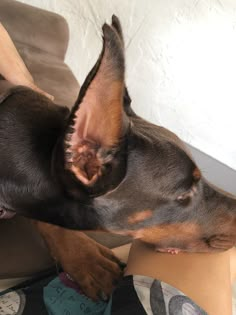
[135,223,200,242]
[193,167,201,181]
[127,210,153,224]
[115,223,201,246]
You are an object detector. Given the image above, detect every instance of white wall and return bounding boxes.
[19,0,236,170]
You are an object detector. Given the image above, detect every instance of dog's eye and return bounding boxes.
[177,185,198,206]
[0,207,16,219]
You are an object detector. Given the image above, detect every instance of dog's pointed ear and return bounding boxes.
[111,15,135,117]
[64,23,126,187]
[111,15,124,47]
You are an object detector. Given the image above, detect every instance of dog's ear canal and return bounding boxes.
[64,22,126,187]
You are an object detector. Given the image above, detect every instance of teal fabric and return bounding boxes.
[44,276,111,315]
[104,299,112,315]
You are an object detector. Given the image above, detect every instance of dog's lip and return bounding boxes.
[0,208,16,219]
[206,234,236,250]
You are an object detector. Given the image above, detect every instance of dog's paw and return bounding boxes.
[51,230,123,301]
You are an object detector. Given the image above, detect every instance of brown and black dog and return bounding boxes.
[0,16,236,297]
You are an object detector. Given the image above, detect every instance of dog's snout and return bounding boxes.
[200,181,236,250]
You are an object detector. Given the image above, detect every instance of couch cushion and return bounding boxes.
[0,216,54,279]
[0,0,69,60]
[16,42,79,108]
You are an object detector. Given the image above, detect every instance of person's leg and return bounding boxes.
[230,247,236,284]
[125,240,234,315]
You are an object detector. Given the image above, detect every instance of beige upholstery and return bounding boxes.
[0,0,130,280]
[0,216,53,279]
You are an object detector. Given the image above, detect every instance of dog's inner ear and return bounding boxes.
[64,22,126,187]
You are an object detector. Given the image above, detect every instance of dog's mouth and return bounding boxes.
[205,234,236,251]
[153,234,236,254]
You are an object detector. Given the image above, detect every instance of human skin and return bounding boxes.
[125,240,235,315]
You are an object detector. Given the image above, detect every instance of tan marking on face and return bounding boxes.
[127,210,153,224]
[114,223,201,247]
[193,167,201,181]
[134,223,201,245]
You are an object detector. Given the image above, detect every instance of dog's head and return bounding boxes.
[52,16,236,252]
[0,16,235,252]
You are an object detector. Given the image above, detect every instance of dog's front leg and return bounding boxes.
[34,221,122,301]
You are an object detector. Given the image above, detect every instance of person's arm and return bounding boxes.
[0,23,53,100]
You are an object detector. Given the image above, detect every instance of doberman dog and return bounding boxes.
[0,15,235,293]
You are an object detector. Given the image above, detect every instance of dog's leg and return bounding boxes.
[34,221,122,301]
[0,23,53,100]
